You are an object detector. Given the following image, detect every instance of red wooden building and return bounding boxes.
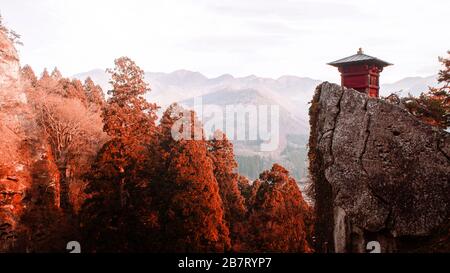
[328,48,392,98]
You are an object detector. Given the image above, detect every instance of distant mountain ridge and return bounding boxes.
[73,69,440,182]
[74,69,322,132]
[73,69,440,152]
[74,68,439,103]
[74,69,321,102]
[381,75,441,97]
[74,68,440,127]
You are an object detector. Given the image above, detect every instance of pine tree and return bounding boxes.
[247,164,313,253]
[101,57,158,208]
[150,104,231,252]
[51,67,62,81]
[36,68,58,94]
[83,77,105,109]
[404,51,450,128]
[80,57,159,252]
[102,57,158,167]
[39,68,52,84]
[55,78,88,104]
[207,130,247,251]
[0,14,22,45]
[237,175,254,208]
[80,142,135,252]
[437,51,450,87]
[21,65,37,87]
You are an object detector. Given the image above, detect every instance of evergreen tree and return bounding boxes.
[39,68,52,84]
[84,77,105,109]
[36,68,59,94]
[207,130,247,251]
[150,104,231,252]
[237,175,253,208]
[247,164,313,253]
[21,65,37,87]
[56,78,88,104]
[101,56,158,207]
[51,67,62,81]
[404,51,450,128]
[80,57,158,252]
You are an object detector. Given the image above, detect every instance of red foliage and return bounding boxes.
[80,57,159,252]
[150,105,231,252]
[21,64,37,87]
[207,131,247,251]
[102,57,159,170]
[246,164,313,253]
[3,53,317,253]
[83,77,105,109]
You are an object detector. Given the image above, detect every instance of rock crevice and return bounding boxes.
[309,82,450,253]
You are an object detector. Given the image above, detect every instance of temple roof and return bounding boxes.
[328,48,392,68]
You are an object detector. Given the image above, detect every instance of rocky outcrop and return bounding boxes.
[309,82,450,253]
[0,29,60,252]
[0,31,20,88]
[0,29,28,251]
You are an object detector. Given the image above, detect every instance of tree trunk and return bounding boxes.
[119,177,126,208]
[58,166,72,213]
[119,166,126,208]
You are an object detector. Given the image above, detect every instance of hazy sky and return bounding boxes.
[1,0,449,83]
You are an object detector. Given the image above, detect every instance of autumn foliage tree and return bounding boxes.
[237,175,254,207]
[84,77,105,109]
[207,131,247,251]
[10,63,106,251]
[404,51,450,129]
[23,68,106,213]
[12,147,77,252]
[4,12,319,253]
[101,57,158,208]
[36,96,105,212]
[246,164,313,253]
[6,51,317,253]
[58,78,89,104]
[149,104,230,252]
[80,57,158,252]
[50,67,62,80]
[21,64,37,87]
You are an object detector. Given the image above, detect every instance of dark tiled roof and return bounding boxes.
[328,51,392,67]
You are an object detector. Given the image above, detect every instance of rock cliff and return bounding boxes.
[309,82,449,253]
[0,29,60,251]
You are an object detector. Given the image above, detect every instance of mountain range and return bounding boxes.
[73,69,440,146]
[73,69,440,182]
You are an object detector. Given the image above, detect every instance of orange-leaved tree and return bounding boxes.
[21,64,37,87]
[83,77,105,110]
[207,130,247,251]
[150,104,231,252]
[247,164,314,253]
[29,70,106,213]
[81,57,159,252]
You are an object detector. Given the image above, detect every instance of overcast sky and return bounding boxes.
[1,0,449,83]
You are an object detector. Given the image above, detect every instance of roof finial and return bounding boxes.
[357,48,363,54]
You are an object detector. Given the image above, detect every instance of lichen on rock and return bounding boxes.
[309,82,450,253]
